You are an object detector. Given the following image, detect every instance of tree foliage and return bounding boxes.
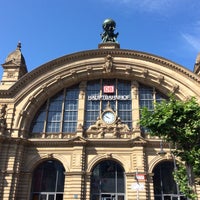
[140,96,200,199]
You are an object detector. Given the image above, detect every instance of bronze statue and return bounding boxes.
[101,19,119,43]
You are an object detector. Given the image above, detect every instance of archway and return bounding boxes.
[153,161,187,200]
[90,160,125,200]
[30,159,65,200]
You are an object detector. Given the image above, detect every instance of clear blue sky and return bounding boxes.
[1,0,200,77]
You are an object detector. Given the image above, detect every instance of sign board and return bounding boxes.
[131,183,145,191]
[103,85,114,93]
[135,173,146,180]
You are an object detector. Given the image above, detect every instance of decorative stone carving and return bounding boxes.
[103,55,113,73]
[172,83,179,93]
[0,104,7,134]
[125,65,132,75]
[142,69,149,78]
[70,69,77,79]
[87,66,92,75]
[86,116,131,139]
[28,95,38,104]
[41,84,48,95]
[157,74,164,84]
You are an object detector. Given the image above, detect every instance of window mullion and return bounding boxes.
[60,89,66,133]
[116,79,118,113]
[100,79,102,112]
[44,99,50,132]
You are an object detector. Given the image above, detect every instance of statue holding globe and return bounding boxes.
[101,19,119,43]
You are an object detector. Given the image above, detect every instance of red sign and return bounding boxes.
[136,174,146,180]
[103,85,114,93]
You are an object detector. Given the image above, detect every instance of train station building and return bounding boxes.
[0,19,200,200]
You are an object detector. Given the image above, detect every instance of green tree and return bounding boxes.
[140,96,200,199]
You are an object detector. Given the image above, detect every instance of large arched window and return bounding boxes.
[30,80,167,136]
[153,161,187,200]
[31,84,79,133]
[85,79,132,129]
[90,160,125,200]
[139,84,167,111]
[31,160,65,200]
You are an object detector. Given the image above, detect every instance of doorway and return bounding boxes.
[90,160,125,200]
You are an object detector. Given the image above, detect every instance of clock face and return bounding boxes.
[102,111,116,124]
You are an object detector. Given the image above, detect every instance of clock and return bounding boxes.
[102,111,116,124]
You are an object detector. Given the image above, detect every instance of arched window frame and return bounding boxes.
[30,159,65,200]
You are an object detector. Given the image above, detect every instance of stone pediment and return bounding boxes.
[69,136,87,144]
[131,136,147,144]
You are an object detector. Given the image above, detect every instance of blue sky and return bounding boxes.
[1,0,200,77]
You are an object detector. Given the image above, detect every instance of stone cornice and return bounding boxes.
[0,136,28,145]
[0,48,199,98]
[27,136,147,147]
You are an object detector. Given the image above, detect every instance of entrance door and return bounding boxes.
[153,161,187,200]
[100,193,124,200]
[32,192,63,200]
[31,160,65,200]
[90,160,125,200]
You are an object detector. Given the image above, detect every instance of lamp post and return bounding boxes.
[135,168,139,200]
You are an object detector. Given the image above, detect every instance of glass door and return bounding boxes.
[91,160,125,200]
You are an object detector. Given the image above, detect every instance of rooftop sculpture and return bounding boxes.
[101,18,119,43]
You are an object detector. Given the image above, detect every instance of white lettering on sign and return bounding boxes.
[103,85,114,93]
[131,183,145,191]
[136,174,146,180]
[88,95,130,101]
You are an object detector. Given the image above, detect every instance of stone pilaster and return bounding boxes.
[147,173,155,200]
[131,81,140,137]
[0,140,25,200]
[63,145,86,199]
[64,171,85,200]
[132,146,148,200]
[16,172,32,200]
[84,172,92,200]
[77,81,87,137]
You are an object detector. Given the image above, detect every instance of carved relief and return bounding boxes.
[0,104,7,134]
[70,69,77,79]
[125,65,132,75]
[142,69,149,78]
[171,83,179,93]
[86,103,131,139]
[103,55,113,73]
[73,153,81,168]
[87,66,92,75]
[157,74,164,84]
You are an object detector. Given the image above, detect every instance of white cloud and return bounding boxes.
[103,0,175,13]
[181,21,200,51]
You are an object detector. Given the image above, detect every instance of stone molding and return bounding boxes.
[0,48,199,98]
